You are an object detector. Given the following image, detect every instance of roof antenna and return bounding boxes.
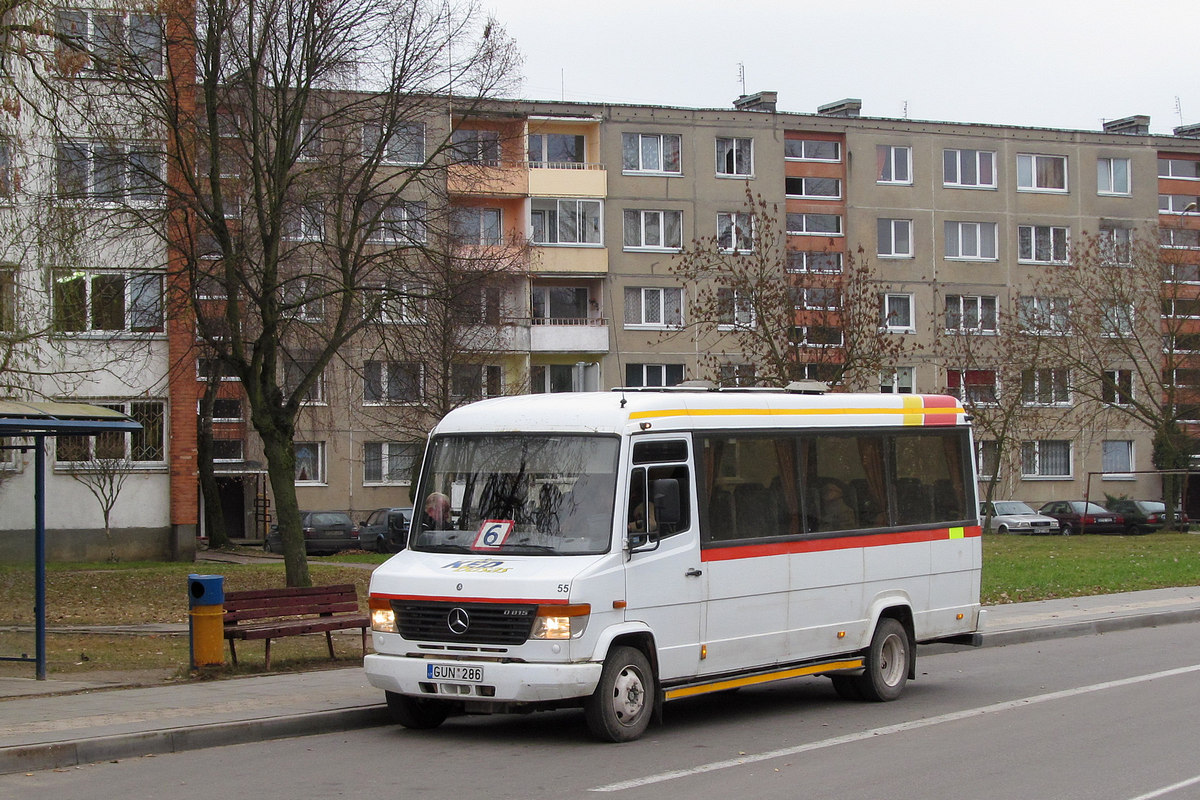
[738,62,746,96]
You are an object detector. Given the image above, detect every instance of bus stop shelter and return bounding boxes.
[0,400,142,679]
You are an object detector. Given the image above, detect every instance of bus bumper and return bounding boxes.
[364,653,604,704]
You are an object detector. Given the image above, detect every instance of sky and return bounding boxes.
[487,0,1199,135]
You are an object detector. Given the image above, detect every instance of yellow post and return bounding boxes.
[188,574,225,668]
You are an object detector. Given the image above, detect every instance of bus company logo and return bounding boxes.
[446,607,470,635]
[442,559,512,574]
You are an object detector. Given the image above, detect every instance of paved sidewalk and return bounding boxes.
[2,586,1199,774]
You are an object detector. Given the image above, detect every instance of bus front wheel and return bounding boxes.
[584,645,655,742]
[386,691,449,729]
[857,618,910,702]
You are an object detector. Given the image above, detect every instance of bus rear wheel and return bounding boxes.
[856,617,910,702]
[585,645,654,742]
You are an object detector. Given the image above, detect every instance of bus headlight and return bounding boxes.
[370,595,397,633]
[531,604,590,640]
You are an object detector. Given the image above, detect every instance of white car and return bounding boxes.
[980,501,1061,534]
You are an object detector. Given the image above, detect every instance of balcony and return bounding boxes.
[448,162,528,197]
[531,246,608,274]
[529,317,609,352]
[527,161,607,198]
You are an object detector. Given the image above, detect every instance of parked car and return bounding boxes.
[358,507,413,553]
[264,511,360,555]
[1036,500,1125,535]
[1104,499,1189,534]
[980,501,1061,534]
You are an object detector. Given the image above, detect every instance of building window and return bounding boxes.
[1158,158,1200,180]
[364,360,422,404]
[622,133,681,174]
[55,9,163,77]
[282,203,324,242]
[452,363,503,399]
[529,133,584,167]
[1165,333,1200,353]
[977,440,999,479]
[1100,302,1134,337]
[794,287,841,311]
[1100,225,1132,266]
[294,441,325,483]
[532,285,590,324]
[784,139,840,162]
[280,276,325,322]
[0,268,13,332]
[197,358,240,381]
[366,200,426,245]
[1160,229,1200,249]
[881,293,914,332]
[786,213,842,236]
[944,221,998,260]
[790,324,843,348]
[56,140,164,203]
[945,295,998,333]
[1021,368,1070,406]
[210,397,243,422]
[785,176,841,199]
[1017,153,1067,192]
[210,438,243,461]
[943,149,996,189]
[718,363,756,387]
[283,358,325,404]
[1017,296,1070,335]
[1164,263,1200,283]
[877,218,913,258]
[55,400,166,465]
[451,129,499,165]
[624,287,682,328]
[625,363,684,388]
[786,251,842,274]
[363,122,424,165]
[364,441,419,484]
[51,270,163,333]
[717,288,755,329]
[452,206,502,246]
[717,212,754,252]
[1164,297,1200,318]
[1160,194,1200,214]
[947,369,998,405]
[1018,225,1069,264]
[622,209,683,250]
[1097,157,1131,195]
[1103,368,1133,405]
[715,137,753,177]
[881,366,914,394]
[876,145,912,184]
[1102,440,1134,477]
[531,362,595,393]
[0,139,13,199]
[1021,440,1071,478]
[530,198,602,245]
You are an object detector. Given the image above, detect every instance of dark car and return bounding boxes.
[265,511,360,555]
[1105,499,1189,534]
[358,507,412,553]
[1036,500,1125,536]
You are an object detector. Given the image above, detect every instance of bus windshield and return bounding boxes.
[412,434,620,556]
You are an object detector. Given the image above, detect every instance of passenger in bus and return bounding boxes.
[628,501,657,534]
[817,481,856,531]
[420,492,453,531]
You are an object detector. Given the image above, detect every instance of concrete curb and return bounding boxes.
[0,705,391,775]
[976,606,1200,648]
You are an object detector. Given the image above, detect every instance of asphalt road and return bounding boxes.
[4,622,1199,800]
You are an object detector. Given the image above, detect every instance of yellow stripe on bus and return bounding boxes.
[663,658,865,700]
[629,406,963,421]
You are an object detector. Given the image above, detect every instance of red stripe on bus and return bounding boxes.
[370,594,568,605]
[699,526,982,562]
[922,396,960,408]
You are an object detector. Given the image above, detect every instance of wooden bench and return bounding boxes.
[222,584,369,670]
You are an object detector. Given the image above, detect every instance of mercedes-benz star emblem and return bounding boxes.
[447,607,470,635]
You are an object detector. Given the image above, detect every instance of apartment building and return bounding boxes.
[6,73,1200,560]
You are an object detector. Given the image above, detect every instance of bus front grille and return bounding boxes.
[393,600,537,645]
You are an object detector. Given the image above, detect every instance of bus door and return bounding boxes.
[621,436,705,682]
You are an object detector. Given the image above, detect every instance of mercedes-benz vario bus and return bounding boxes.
[365,386,982,741]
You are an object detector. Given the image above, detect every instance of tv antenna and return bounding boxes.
[738,62,746,96]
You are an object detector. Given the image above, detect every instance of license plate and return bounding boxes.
[427,663,484,683]
[1097,517,1112,523]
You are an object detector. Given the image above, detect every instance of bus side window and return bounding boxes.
[628,465,690,537]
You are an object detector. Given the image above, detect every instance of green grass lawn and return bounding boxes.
[2,534,1198,678]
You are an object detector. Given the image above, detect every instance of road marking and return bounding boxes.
[1125,774,1200,800]
[590,663,1200,793]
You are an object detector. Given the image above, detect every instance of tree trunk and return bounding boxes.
[259,426,310,587]
[197,377,230,548]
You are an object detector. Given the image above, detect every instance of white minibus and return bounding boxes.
[365,385,982,741]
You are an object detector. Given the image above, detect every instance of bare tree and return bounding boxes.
[70,455,135,562]
[47,0,520,585]
[667,188,906,388]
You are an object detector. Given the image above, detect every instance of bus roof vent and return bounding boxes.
[675,379,718,390]
[784,380,829,394]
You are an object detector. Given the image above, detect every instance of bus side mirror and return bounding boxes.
[653,478,681,527]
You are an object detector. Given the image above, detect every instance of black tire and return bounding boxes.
[584,645,655,742]
[996,524,1009,535]
[1125,524,1144,536]
[830,674,865,701]
[263,540,274,553]
[856,617,911,702]
[386,691,449,730]
[1060,523,1073,536]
